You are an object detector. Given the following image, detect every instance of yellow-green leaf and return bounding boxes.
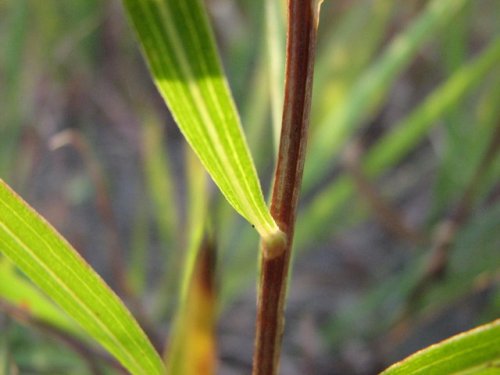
[121,0,281,243]
[165,233,217,375]
[382,319,500,374]
[0,180,164,375]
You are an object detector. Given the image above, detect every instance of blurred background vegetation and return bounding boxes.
[0,0,499,374]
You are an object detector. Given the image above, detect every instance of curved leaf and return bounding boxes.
[0,180,164,375]
[382,319,500,374]
[121,0,281,243]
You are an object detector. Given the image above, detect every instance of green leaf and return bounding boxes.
[165,231,217,375]
[381,319,500,374]
[121,0,281,243]
[313,0,394,123]
[142,114,178,252]
[364,37,500,177]
[265,0,285,155]
[0,180,164,375]
[141,114,180,314]
[152,149,209,318]
[179,150,209,305]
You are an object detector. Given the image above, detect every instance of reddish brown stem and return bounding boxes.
[253,1,322,374]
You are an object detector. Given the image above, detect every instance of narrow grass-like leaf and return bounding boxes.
[382,319,500,374]
[297,36,500,247]
[303,0,470,190]
[122,0,281,243]
[142,116,178,253]
[265,0,286,154]
[163,149,214,374]
[0,180,164,375]
[179,150,209,304]
[244,50,274,169]
[165,233,217,375]
[313,0,394,123]
[364,37,500,176]
[141,115,181,311]
[152,148,209,320]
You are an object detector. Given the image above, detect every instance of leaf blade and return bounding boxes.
[165,232,217,375]
[122,0,280,241]
[381,319,500,374]
[0,180,164,375]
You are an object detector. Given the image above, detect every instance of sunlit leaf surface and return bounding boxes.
[122,0,281,242]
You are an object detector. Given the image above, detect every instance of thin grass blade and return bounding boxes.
[265,0,286,154]
[297,36,500,248]
[313,0,394,123]
[142,115,179,253]
[0,180,164,375]
[381,319,500,374]
[304,0,470,190]
[141,114,180,311]
[179,150,209,304]
[164,233,217,375]
[121,0,281,243]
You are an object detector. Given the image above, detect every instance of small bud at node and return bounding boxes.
[263,230,287,259]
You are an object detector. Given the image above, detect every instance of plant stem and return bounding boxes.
[253,1,322,374]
